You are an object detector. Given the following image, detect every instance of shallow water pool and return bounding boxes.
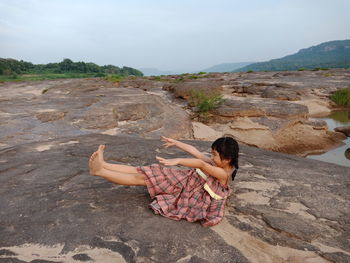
[307,110,350,167]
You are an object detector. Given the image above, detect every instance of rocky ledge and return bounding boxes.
[120,69,350,156]
[0,135,349,262]
[0,78,192,150]
[1,70,349,156]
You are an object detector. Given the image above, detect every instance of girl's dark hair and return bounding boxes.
[211,136,239,180]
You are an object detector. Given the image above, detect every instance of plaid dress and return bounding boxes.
[137,164,231,227]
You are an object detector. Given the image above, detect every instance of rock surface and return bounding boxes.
[0,79,193,150]
[1,72,350,262]
[335,126,350,137]
[123,70,350,156]
[1,70,350,155]
[0,134,349,262]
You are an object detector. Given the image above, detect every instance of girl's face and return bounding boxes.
[211,149,223,167]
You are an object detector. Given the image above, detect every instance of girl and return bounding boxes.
[89,136,239,227]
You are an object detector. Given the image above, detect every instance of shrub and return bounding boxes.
[94,72,106,77]
[330,88,350,106]
[298,68,306,71]
[10,73,18,79]
[189,90,224,113]
[173,77,184,83]
[188,75,199,79]
[104,74,123,83]
[247,70,254,73]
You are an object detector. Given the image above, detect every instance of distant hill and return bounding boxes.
[140,62,255,76]
[201,62,255,73]
[236,40,350,72]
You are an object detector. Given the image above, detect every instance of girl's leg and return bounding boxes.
[89,152,146,186]
[98,145,139,174]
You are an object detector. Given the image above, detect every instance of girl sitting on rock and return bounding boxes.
[89,136,239,226]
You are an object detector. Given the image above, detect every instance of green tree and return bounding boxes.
[59,58,74,72]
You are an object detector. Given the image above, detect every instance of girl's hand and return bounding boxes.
[161,136,178,148]
[156,156,180,166]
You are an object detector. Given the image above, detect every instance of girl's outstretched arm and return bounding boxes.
[156,156,227,183]
[161,136,212,164]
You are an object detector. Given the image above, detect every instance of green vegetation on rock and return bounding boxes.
[104,75,124,83]
[189,90,224,113]
[330,88,350,106]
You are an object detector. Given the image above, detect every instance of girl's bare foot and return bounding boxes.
[97,145,105,165]
[89,151,97,175]
[89,152,102,176]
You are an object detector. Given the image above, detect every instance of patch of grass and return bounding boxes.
[330,88,350,106]
[94,72,107,77]
[172,77,185,83]
[323,73,333,77]
[198,72,207,75]
[149,75,172,82]
[104,74,124,83]
[10,73,19,79]
[298,68,306,71]
[188,75,199,79]
[189,90,225,113]
[246,70,254,73]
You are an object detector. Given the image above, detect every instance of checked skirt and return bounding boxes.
[137,164,231,227]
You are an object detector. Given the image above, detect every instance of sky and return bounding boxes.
[0,0,349,71]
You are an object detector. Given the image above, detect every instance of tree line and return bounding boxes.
[0,58,143,76]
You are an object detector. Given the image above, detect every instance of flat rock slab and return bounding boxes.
[234,69,350,94]
[1,134,349,262]
[213,97,309,120]
[163,79,224,99]
[0,79,193,150]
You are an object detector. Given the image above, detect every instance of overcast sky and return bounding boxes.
[0,0,349,71]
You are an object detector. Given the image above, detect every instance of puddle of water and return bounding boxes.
[307,110,350,167]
